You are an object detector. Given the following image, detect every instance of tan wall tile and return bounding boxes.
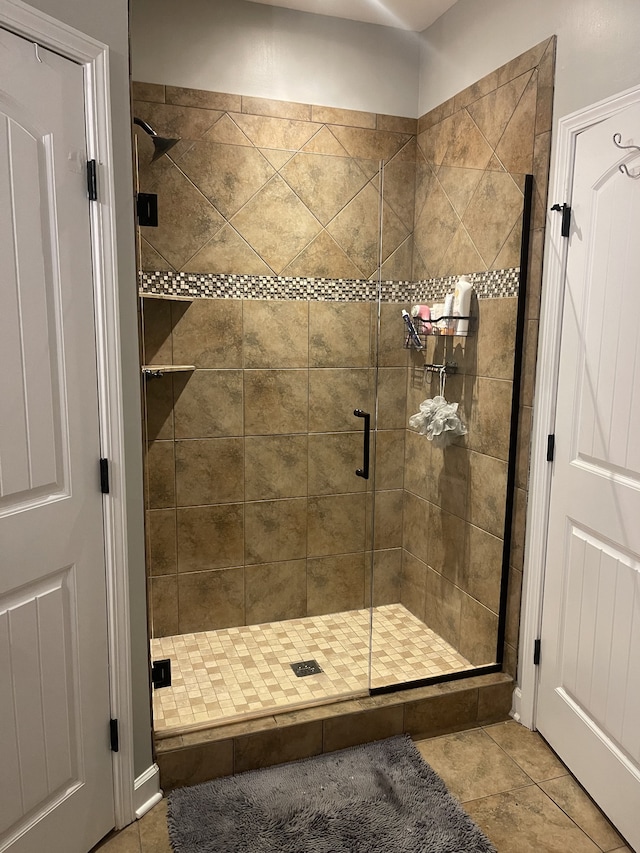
[150,575,178,637]
[132,81,165,103]
[142,297,173,365]
[244,434,308,501]
[404,687,478,737]
[245,560,306,624]
[425,565,462,649]
[146,509,177,577]
[474,298,518,380]
[428,508,466,586]
[175,437,244,506]
[177,566,245,632]
[172,299,243,368]
[234,722,322,773]
[462,524,503,613]
[467,376,513,461]
[307,553,366,616]
[308,368,373,433]
[505,566,523,648]
[374,430,405,491]
[309,302,372,368]
[173,369,243,438]
[231,175,322,274]
[243,369,308,435]
[510,487,527,572]
[468,451,508,538]
[166,85,241,112]
[376,114,417,134]
[370,489,403,550]
[402,491,430,561]
[243,300,309,368]
[322,705,404,752]
[400,550,427,621]
[308,432,367,496]
[312,105,376,129]
[139,157,224,270]
[458,592,499,666]
[307,493,366,557]
[146,440,175,509]
[157,739,233,791]
[245,498,307,565]
[366,548,402,606]
[242,96,311,122]
[145,374,174,441]
[177,504,244,572]
[477,678,514,724]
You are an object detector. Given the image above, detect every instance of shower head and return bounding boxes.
[133,116,181,163]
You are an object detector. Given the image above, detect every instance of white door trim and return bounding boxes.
[515,81,640,730]
[0,0,137,828]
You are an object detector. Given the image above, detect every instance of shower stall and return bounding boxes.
[133,48,545,741]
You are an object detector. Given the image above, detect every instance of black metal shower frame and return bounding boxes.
[371,173,534,697]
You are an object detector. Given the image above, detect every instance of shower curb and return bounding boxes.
[155,672,513,791]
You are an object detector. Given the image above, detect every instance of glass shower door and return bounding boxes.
[137,144,384,735]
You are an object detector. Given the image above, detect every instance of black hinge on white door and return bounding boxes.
[547,434,555,462]
[100,458,110,494]
[110,718,119,752]
[551,202,571,237]
[87,159,98,201]
[533,638,541,666]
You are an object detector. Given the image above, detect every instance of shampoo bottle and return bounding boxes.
[453,276,473,335]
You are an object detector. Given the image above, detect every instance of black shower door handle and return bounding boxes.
[353,409,370,480]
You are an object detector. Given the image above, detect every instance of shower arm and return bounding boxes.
[133,116,158,138]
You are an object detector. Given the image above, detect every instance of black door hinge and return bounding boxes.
[137,192,158,227]
[152,658,172,689]
[110,718,119,752]
[87,159,98,201]
[100,458,110,494]
[533,638,541,666]
[551,202,571,237]
[546,434,555,462]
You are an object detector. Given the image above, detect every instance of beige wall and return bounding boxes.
[130,0,420,118]
[418,0,640,122]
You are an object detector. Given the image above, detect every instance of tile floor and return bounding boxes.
[152,604,472,735]
[92,721,633,853]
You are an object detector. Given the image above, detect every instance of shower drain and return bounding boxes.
[290,659,323,677]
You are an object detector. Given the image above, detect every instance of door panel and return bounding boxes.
[537,101,640,851]
[0,26,114,853]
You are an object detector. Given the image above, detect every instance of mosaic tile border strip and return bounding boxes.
[414,268,520,302]
[139,269,519,302]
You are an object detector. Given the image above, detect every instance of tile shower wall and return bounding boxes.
[401,38,555,668]
[143,296,408,636]
[133,83,416,280]
[134,83,419,636]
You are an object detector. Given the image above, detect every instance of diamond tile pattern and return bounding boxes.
[135,92,415,279]
[151,604,471,735]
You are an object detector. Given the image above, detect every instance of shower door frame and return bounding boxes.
[369,173,534,697]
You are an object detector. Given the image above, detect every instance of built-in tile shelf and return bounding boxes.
[139,291,193,302]
[141,365,195,377]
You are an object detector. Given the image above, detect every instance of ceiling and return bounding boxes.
[245,0,458,32]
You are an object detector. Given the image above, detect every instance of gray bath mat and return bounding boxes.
[167,734,496,852]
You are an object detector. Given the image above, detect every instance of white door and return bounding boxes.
[537,100,640,851]
[0,26,115,853]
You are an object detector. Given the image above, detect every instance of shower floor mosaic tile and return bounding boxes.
[151,603,472,736]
